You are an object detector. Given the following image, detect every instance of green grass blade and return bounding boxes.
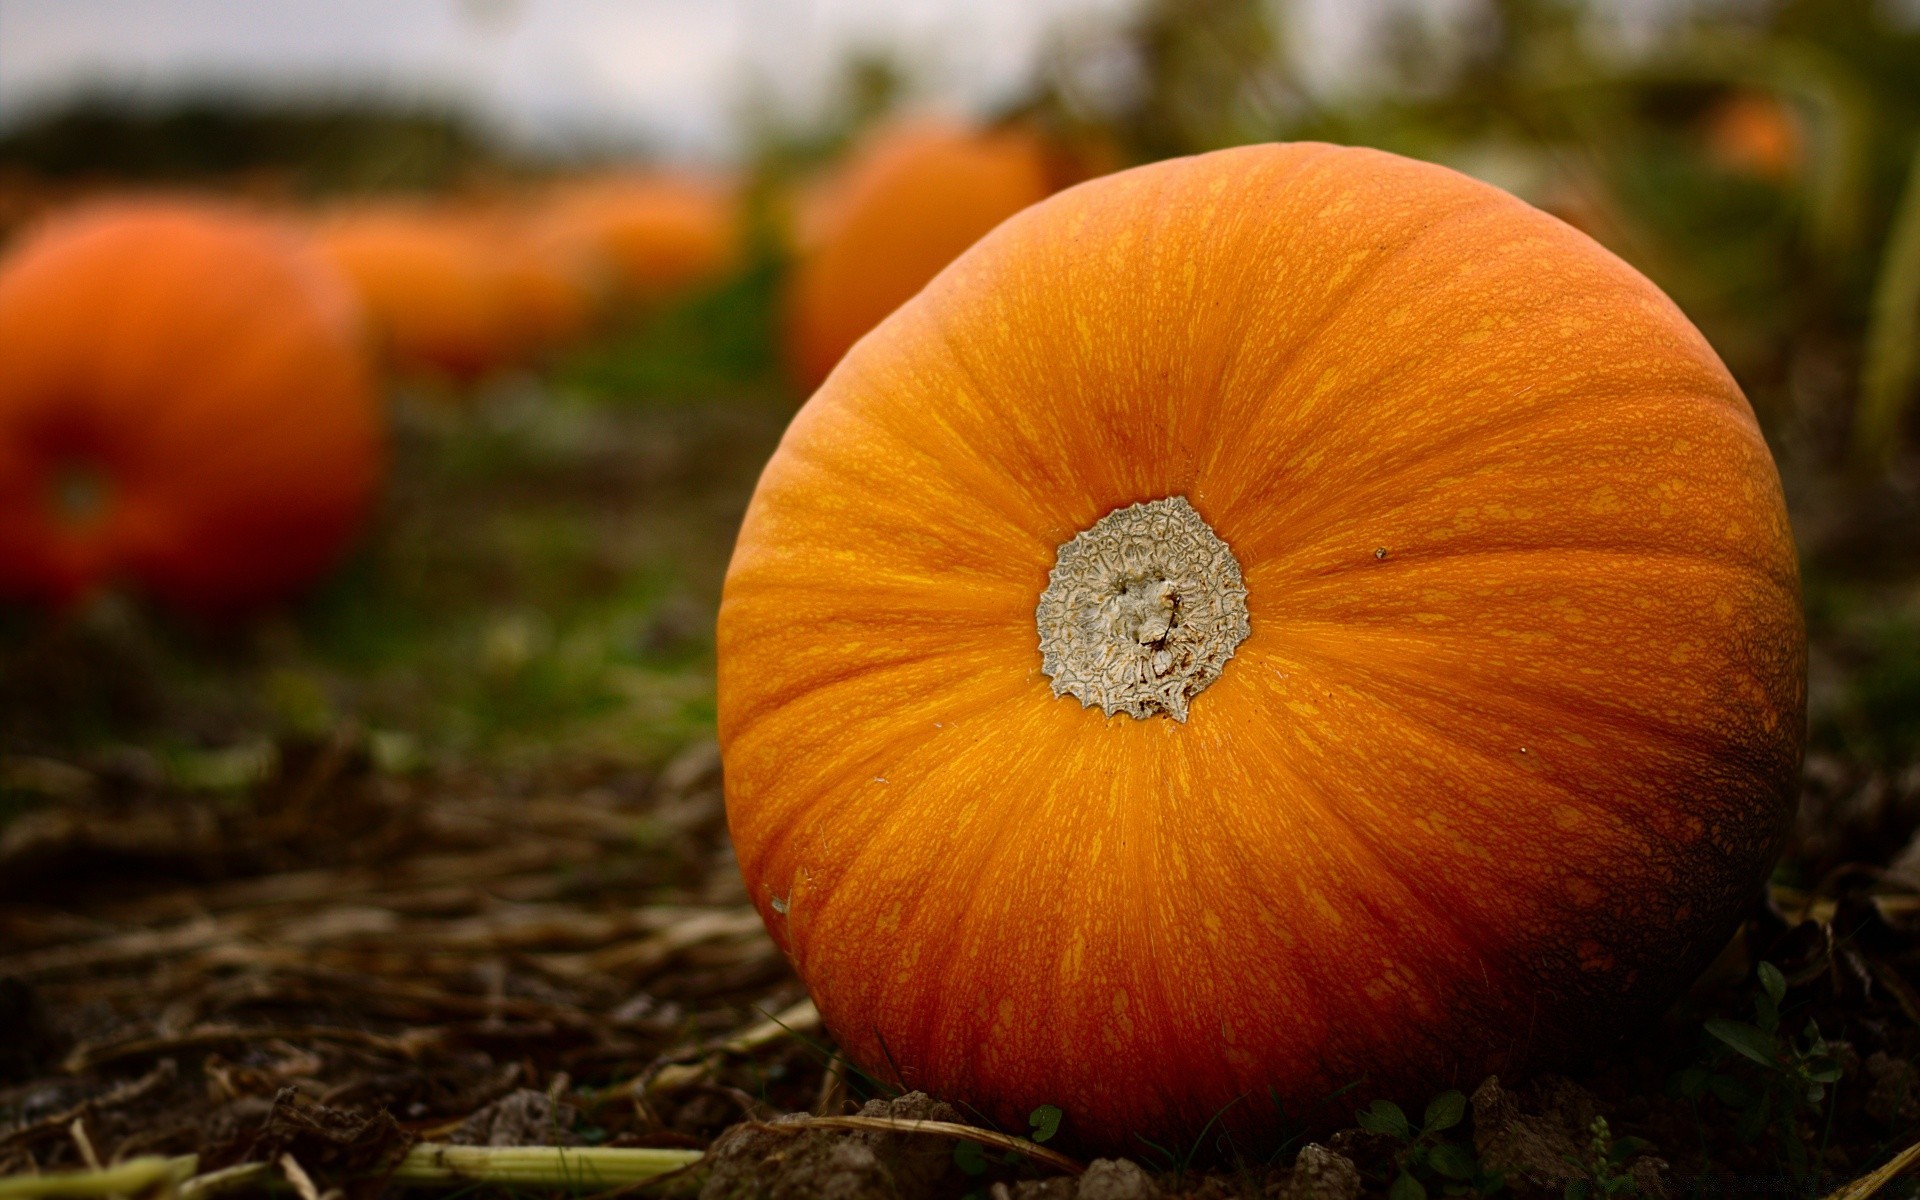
[1857,146,1920,466]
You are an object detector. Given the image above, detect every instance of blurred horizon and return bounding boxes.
[0,0,1852,161]
[0,0,1165,160]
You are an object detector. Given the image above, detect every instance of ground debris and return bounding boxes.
[1472,1076,1666,1198]
[0,738,814,1178]
[1865,1052,1920,1127]
[699,1093,968,1200]
[1074,1158,1164,1200]
[0,979,66,1084]
[200,1087,414,1199]
[447,1087,580,1146]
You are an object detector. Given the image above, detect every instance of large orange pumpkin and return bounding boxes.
[783,119,1060,392]
[719,144,1804,1151]
[0,200,384,613]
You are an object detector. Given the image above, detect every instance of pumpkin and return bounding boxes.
[718,144,1804,1151]
[487,212,604,360]
[0,200,384,613]
[782,119,1061,392]
[314,202,594,382]
[1704,93,1802,182]
[539,173,737,304]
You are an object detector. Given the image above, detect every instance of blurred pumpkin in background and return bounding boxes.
[314,201,597,383]
[0,200,384,614]
[782,119,1070,393]
[720,144,1804,1150]
[486,209,605,361]
[1704,92,1803,181]
[539,173,738,305]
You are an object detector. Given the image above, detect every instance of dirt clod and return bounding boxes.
[1010,1178,1077,1199]
[448,1087,580,1146]
[698,1092,969,1200]
[1865,1052,1920,1126]
[1472,1075,1594,1189]
[1271,1144,1360,1200]
[1472,1076,1666,1198]
[1076,1157,1163,1200]
[201,1088,414,1199]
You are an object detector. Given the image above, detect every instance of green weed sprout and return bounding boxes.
[1356,1090,1505,1200]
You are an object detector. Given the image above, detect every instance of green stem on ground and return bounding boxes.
[0,1156,192,1198]
[0,1143,708,1198]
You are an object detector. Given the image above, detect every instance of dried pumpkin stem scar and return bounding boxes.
[1036,495,1250,722]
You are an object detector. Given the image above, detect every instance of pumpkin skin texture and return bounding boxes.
[0,200,383,613]
[784,119,1057,392]
[718,144,1804,1153]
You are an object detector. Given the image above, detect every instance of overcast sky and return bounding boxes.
[0,0,1425,158]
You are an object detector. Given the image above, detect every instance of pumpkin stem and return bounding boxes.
[1035,495,1249,722]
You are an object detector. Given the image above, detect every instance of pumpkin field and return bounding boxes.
[4,0,1920,1197]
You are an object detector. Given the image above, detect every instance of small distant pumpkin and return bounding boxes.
[0,200,384,613]
[720,144,1804,1151]
[314,202,596,383]
[1705,92,1802,181]
[539,173,737,304]
[783,119,1067,393]
[489,212,604,361]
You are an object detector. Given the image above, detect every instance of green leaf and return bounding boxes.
[1734,1089,1772,1143]
[1784,1124,1810,1180]
[1607,1136,1652,1166]
[1757,962,1787,1006]
[1359,1100,1412,1140]
[1705,1018,1780,1068]
[953,1140,988,1176]
[1602,1175,1639,1198]
[1391,1170,1429,1200]
[1707,1075,1755,1108]
[1430,1143,1479,1180]
[1028,1104,1063,1144]
[1669,1067,1709,1100]
[1424,1091,1468,1134]
[1566,1180,1593,1200]
[1754,991,1780,1035]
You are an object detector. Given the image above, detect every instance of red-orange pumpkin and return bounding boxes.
[719,144,1804,1151]
[783,119,1061,392]
[0,200,384,613]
